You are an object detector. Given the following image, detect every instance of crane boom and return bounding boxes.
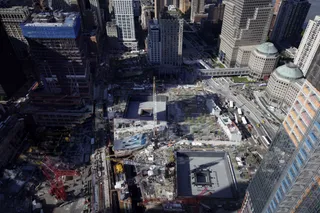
[153,76,157,136]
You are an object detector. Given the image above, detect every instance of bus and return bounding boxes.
[229,101,234,108]
[261,135,271,147]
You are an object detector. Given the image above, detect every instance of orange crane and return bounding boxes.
[41,157,79,200]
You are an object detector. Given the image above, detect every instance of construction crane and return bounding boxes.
[40,157,79,200]
[110,158,164,167]
[179,187,210,213]
[153,76,159,149]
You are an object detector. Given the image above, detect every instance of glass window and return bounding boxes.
[272,199,277,208]
[289,169,295,179]
[292,163,299,174]
[305,139,313,151]
[282,180,288,192]
[309,132,317,143]
[276,190,282,201]
[300,148,308,159]
[296,154,303,167]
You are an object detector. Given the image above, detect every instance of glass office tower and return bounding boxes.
[241,55,320,212]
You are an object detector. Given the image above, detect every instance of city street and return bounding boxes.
[203,78,277,140]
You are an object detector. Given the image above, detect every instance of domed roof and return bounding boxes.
[256,42,278,55]
[275,63,303,79]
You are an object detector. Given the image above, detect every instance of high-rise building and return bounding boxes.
[113,0,137,50]
[270,0,310,49]
[0,22,27,99]
[179,0,191,14]
[0,6,31,60]
[265,62,304,111]
[141,5,154,30]
[248,42,279,80]
[269,0,282,37]
[21,12,92,127]
[240,49,320,213]
[190,0,204,23]
[207,3,224,24]
[159,6,183,66]
[294,16,320,76]
[219,0,273,67]
[147,19,161,64]
[21,12,90,99]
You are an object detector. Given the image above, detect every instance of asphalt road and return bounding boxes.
[203,78,276,140]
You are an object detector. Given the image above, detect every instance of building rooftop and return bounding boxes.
[219,116,240,133]
[124,96,167,121]
[21,12,81,39]
[256,42,278,55]
[176,151,237,199]
[113,133,147,151]
[275,62,304,79]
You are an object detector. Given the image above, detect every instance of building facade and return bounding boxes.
[21,12,92,127]
[241,52,320,213]
[147,19,161,64]
[265,63,304,110]
[248,42,279,80]
[159,8,183,66]
[113,0,137,50]
[0,113,27,170]
[21,12,90,99]
[218,116,242,142]
[190,0,204,23]
[294,16,320,76]
[219,0,273,67]
[270,0,310,49]
[0,6,30,60]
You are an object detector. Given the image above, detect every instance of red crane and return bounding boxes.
[41,157,79,200]
[179,187,210,213]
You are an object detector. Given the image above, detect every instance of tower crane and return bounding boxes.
[40,157,79,200]
[153,76,159,149]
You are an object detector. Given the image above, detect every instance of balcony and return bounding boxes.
[302,86,310,96]
[286,116,294,128]
[289,132,298,147]
[309,94,320,109]
[293,126,303,141]
[294,101,302,113]
[290,110,298,120]
[305,102,316,118]
[296,119,307,134]
[301,111,311,126]
[297,95,306,104]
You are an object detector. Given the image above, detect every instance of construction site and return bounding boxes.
[0,73,261,213]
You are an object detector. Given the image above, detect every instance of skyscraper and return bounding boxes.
[240,39,320,213]
[147,19,161,64]
[0,21,27,99]
[294,16,320,76]
[159,6,183,66]
[21,12,92,127]
[190,0,205,23]
[270,0,310,49]
[219,0,273,67]
[113,0,137,50]
[0,6,31,60]
[155,0,165,19]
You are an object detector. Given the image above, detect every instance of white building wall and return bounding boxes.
[219,0,273,67]
[114,0,136,41]
[248,51,279,80]
[294,16,320,76]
